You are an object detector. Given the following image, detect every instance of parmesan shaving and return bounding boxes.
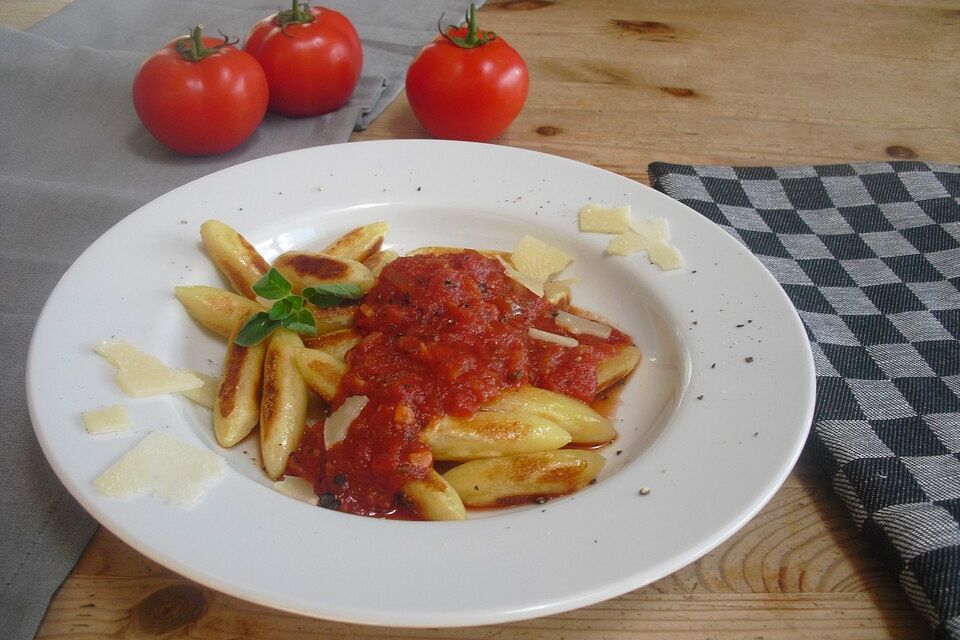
[96,340,203,398]
[82,405,131,434]
[579,204,631,233]
[555,311,613,339]
[543,282,571,306]
[630,217,669,241]
[324,396,369,449]
[94,431,225,505]
[606,217,684,271]
[606,230,647,256]
[511,236,573,281]
[496,256,544,297]
[528,328,579,348]
[273,476,319,506]
[179,370,219,409]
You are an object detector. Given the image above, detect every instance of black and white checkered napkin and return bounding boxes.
[650,161,960,639]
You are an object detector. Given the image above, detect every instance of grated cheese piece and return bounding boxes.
[94,431,225,505]
[179,370,219,409]
[528,327,579,348]
[555,311,613,339]
[496,256,544,297]
[647,242,684,271]
[630,217,669,242]
[606,230,647,256]
[578,204,631,234]
[324,396,369,449]
[606,217,683,270]
[82,405,131,434]
[511,236,573,282]
[273,476,319,506]
[96,340,203,398]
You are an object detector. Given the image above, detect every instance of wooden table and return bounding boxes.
[7,1,959,638]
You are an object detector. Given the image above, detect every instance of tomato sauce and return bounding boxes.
[286,251,630,519]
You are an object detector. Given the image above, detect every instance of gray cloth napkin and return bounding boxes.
[650,161,960,639]
[0,1,479,637]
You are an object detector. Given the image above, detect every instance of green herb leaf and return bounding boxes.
[235,312,280,346]
[252,268,292,300]
[281,309,317,336]
[303,283,363,308]
[268,297,294,320]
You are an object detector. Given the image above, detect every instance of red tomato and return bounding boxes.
[132,27,268,156]
[244,3,363,118]
[405,5,528,142]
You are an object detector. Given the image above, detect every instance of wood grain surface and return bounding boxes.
[7,0,959,637]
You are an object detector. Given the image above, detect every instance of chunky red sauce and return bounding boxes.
[287,251,630,519]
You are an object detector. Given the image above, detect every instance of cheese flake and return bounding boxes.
[325,396,369,449]
[606,217,683,270]
[511,236,573,282]
[606,230,647,256]
[555,311,613,339]
[578,204,631,234]
[96,340,203,398]
[82,405,131,434]
[179,370,219,409]
[273,476,319,506]
[528,327,579,348]
[496,257,544,297]
[94,431,225,505]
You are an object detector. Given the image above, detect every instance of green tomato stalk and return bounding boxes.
[174,25,238,62]
[439,3,497,49]
[275,0,316,33]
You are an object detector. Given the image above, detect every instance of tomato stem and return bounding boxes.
[438,2,496,49]
[275,0,316,34]
[465,4,479,45]
[175,25,237,62]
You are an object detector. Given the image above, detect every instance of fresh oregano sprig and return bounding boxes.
[234,268,363,346]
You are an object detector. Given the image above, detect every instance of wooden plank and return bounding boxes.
[38,581,927,639]
[36,478,929,638]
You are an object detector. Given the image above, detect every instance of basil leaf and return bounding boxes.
[235,312,280,346]
[252,268,292,300]
[287,295,304,313]
[268,297,294,320]
[303,283,363,308]
[281,309,317,336]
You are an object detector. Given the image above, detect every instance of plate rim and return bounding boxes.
[26,139,815,627]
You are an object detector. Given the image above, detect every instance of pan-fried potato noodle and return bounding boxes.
[444,450,605,508]
[214,327,267,447]
[274,252,376,293]
[200,220,269,299]
[260,329,308,479]
[322,222,388,263]
[175,286,264,337]
[179,223,642,520]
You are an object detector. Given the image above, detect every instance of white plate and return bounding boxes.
[28,140,814,627]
